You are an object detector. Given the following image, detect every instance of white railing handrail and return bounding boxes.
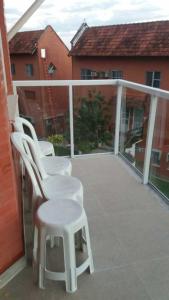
[13,79,118,87]
[13,78,169,100]
[118,79,169,100]
[13,78,169,192]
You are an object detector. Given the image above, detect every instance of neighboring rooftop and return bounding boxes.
[9,29,44,55]
[70,20,169,57]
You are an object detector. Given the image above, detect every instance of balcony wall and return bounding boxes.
[0,0,24,275]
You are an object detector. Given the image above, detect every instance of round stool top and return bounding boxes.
[41,156,72,176]
[36,199,83,227]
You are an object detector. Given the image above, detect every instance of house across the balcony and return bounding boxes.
[69,21,169,181]
[9,25,72,137]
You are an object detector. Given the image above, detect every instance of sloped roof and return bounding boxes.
[9,30,44,55]
[70,21,169,57]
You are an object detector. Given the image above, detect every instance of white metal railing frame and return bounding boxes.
[13,79,169,186]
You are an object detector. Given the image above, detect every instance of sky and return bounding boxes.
[4,0,169,48]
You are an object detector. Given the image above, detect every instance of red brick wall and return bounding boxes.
[0,0,24,274]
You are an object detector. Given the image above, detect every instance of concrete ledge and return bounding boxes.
[0,256,26,289]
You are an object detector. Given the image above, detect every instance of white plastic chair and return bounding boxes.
[35,199,94,292]
[11,132,83,207]
[11,131,84,250]
[11,133,94,292]
[14,116,72,176]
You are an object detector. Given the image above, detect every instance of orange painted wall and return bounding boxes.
[72,56,169,90]
[0,0,24,274]
[37,25,71,125]
[10,25,72,136]
[72,55,169,178]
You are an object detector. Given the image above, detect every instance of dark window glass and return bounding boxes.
[11,63,15,75]
[25,90,36,100]
[151,150,161,165]
[111,70,123,79]
[146,71,160,88]
[48,63,56,74]
[81,69,92,80]
[26,64,33,76]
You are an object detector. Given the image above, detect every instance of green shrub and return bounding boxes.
[48,134,64,145]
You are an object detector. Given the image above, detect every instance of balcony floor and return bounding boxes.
[2,155,169,300]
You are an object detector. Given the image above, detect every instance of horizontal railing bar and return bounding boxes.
[117,79,169,99]
[13,79,169,100]
[13,79,118,87]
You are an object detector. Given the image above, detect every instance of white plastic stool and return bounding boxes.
[34,199,94,293]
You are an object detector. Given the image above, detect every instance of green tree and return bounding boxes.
[73,90,112,153]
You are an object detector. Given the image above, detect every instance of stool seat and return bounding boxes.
[41,156,72,176]
[34,199,94,293]
[42,175,83,206]
[36,199,83,230]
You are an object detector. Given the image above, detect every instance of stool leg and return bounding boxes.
[50,236,60,248]
[84,218,94,274]
[39,228,46,289]
[64,233,77,293]
[50,236,55,248]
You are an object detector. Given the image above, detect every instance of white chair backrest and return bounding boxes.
[11,132,48,199]
[14,117,42,156]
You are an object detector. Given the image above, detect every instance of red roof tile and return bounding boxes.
[70,21,169,57]
[9,30,44,55]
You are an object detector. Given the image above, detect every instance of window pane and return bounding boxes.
[81,69,92,80]
[48,63,56,74]
[11,63,15,75]
[154,72,160,80]
[146,72,152,86]
[153,80,160,88]
[151,150,160,165]
[112,70,123,79]
[25,90,36,100]
[26,64,33,76]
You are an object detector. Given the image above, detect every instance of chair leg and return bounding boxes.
[39,228,46,289]
[84,219,94,274]
[33,226,38,283]
[64,233,77,293]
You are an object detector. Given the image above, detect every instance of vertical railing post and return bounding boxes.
[114,85,123,155]
[69,84,74,158]
[143,95,158,184]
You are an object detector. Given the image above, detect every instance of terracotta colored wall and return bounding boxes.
[11,26,72,136]
[10,53,39,80]
[72,55,169,178]
[0,0,24,274]
[10,53,45,135]
[0,1,13,94]
[72,56,169,90]
[37,26,71,132]
[38,25,72,80]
